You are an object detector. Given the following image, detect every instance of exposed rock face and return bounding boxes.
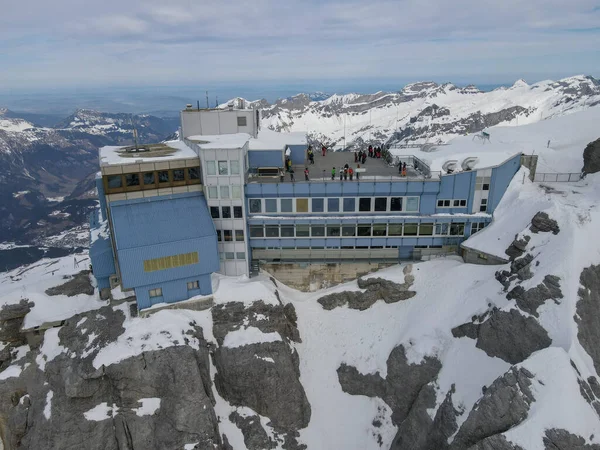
[530,212,560,235]
[507,275,563,316]
[0,299,34,348]
[505,235,531,260]
[44,270,94,297]
[510,253,534,281]
[468,435,525,450]
[575,264,600,375]
[450,368,535,449]
[582,138,600,175]
[318,270,416,311]
[543,428,600,449]
[229,411,277,450]
[452,309,552,364]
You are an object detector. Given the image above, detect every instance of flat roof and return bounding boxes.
[187,133,251,149]
[248,129,307,150]
[99,140,197,166]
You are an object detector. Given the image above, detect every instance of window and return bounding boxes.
[437,199,451,208]
[281,225,294,237]
[450,223,465,236]
[265,225,279,237]
[149,288,163,298]
[453,199,467,207]
[483,183,490,191]
[390,197,403,211]
[223,230,233,241]
[216,230,222,242]
[250,199,262,213]
[208,186,218,199]
[220,186,230,199]
[225,252,235,260]
[435,223,449,236]
[311,225,325,237]
[471,222,486,234]
[327,225,341,237]
[158,171,170,183]
[230,160,240,175]
[107,175,122,189]
[232,185,242,199]
[419,223,434,236]
[143,252,199,272]
[187,280,199,290]
[359,198,371,212]
[281,199,293,213]
[357,225,371,236]
[172,169,185,182]
[222,206,231,218]
[265,199,277,213]
[388,224,403,236]
[343,198,356,212]
[479,198,487,212]
[405,197,419,212]
[476,176,491,190]
[296,224,310,237]
[373,224,387,236]
[235,230,244,241]
[210,207,220,218]
[312,198,324,213]
[236,252,246,260]
[404,223,418,236]
[206,161,216,176]
[237,116,247,126]
[143,172,155,185]
[125,173,140,187]
[296,198,309,213]
[342,225,356,236]
[188,167,200,181]
[250,226,264,237]
[218,161,228,175]
[234,206,243,218]
[374,198,387,212]
[328,198,339,212]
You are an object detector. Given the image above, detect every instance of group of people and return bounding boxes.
[331,163,360,181]
[399,161,407,177]
[305,144,328,165]
[354,144,384,164]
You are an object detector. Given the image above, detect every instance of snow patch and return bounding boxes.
[223,326,281,348]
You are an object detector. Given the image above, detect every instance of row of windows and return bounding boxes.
[248,196,420,215]
[472,222,487,233]
[143,251,199,273]
[253,245,444,250]
[207,185,242,200]
[220,251,246,260]
[105,167,201,194]
[211,206,243,219]
[206,160,241,176]
[437,199,467,208]
[248,222,475,238]
[148,279,201,299]
[216,229,245,242]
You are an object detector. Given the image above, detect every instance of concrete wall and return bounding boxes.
[461,245,509,265]
[180,109,258,138]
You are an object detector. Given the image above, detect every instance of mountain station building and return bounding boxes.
[89,103,523,311]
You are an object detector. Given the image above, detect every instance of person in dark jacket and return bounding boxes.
[304,167,309,181]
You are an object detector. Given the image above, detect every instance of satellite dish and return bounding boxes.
[442,160,458,173]
[461,157,479,171]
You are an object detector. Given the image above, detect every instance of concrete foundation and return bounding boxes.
[461,245,509,265]
[260,261,397,292]
[139,295,214,318]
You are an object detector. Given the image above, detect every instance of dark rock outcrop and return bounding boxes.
[44,270,94,297]
[0,299,34,348]
[507,275,563,316]
[452,309,552,364]
[582,138,600,176]
[575,264,600,375]
[530,212,560,235]
[505,235,531,260]
[468,435,525,450]
[543,428,600,449]
[229,411,277,450]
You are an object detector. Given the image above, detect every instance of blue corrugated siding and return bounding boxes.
[96,276,111,289]
[135,273,212,310]
[90,238,116,278]
[248,150,283,168]
[488,154,521,213]
[288,144,306,165]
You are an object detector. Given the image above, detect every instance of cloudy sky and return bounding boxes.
[1,0,599,90]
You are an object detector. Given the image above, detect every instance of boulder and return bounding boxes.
[0,299,34,348]
[582,138,600,176]
[505,235,531,260]
[530,212,560,235]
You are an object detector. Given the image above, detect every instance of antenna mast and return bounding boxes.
[130,115,139,151]
[206,91,209,109]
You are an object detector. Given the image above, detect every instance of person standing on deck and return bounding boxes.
[356,164,360,180]
[339,167,343,181]
[290,169,295,182]
[349,167,354,181]
[304,167,309,181]
[322,144,327,157]
[331,167,336,180]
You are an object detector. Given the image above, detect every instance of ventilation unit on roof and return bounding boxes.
[185,104,193,110]
[442,160,458,174]
[461,157,479,171]
[227,102,234,111]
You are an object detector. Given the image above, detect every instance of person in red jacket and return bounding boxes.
[304,167,309,181]
[322,144,327,156]
[348,167,354,181]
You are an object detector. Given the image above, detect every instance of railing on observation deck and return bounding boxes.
[533,172,583,183]
[245,168,442,183]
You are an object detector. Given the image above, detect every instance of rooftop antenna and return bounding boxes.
[206,91,209,109]
[130,115,139,151]
[216,96,219,108]
[197,100,200,111]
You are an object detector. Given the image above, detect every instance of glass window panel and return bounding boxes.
[281,199,293,213]
[265,199,278,213]
[218,161,228,175]
[210,207,220,219]
[222,206,231,218]
[390,197,403,211]
[158,170,170,183]
[125,173,140,187]
[296,198,309,213]
[312,198,324,213]
[220,186,230,199]
[250,226,264,237]
[237,116,247,126]
[437,200,444,207]
[172,169,185,182]
[373,224,387,236]
[311,225,325,237]
[327,225,341,237]
[327,198,339,212]
[357,225,371,236]
[236,252,246,259]
[419,223,434,236]
[281,225,294,237]
[249,199,262,213]
[187,280,199,290]
[188,167,200,180]
[208,186,218,199]
[388,224,402,236]
[216,230,222,241]
[405,197,419,212]
[450,223,465,236]
[342,225,356,236]
[460,200,466,207]
[223,230,233,241]
[231,185,242,199]
[404,223,418,236]
[143,172,155,185]
[225,252,235,260]
[296,224,310,237]
[206,161,216,176]
[235,230,244,241]
[234,206,243,218]
[230,160,240,175]
[374,198,387,212]
[265,225,279,237]
[343,198,356,212]
[453,200,460,207]
[435,223,449,235]
[107,175,122,189]
[359,198,371,212]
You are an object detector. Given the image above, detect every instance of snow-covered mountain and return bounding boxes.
[0,107,599,449]
[250,75,600,149]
